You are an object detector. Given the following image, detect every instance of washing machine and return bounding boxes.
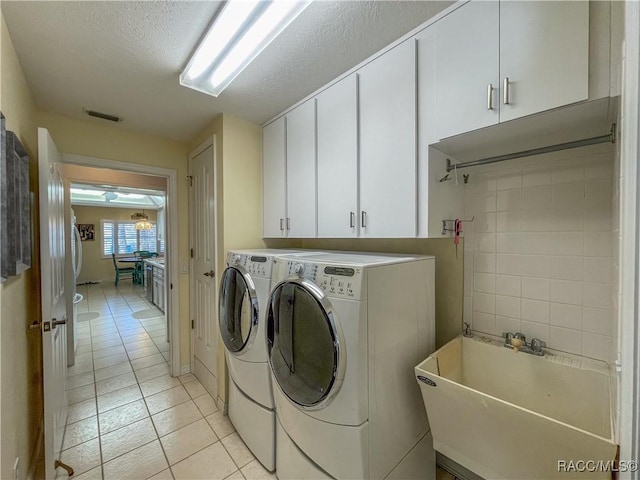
[218,249,320,471]
[267,252,436,479]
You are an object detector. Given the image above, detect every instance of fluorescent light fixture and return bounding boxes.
[180,0,310,97]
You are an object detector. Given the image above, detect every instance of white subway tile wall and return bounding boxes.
[463,144,618,362]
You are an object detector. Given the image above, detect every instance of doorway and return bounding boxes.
[60,155,181,377]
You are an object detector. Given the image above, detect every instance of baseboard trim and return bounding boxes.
[27,417,44,480]
[180,364,191,375]
[217,397,227,415]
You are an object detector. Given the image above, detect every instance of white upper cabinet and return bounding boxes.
[499,1,589,123]
[285,100,317,238]
[317,75,358,238]
[358,39,417,238]
[436,0,589,140]
[263,117,287,238]
[435,1,499,140]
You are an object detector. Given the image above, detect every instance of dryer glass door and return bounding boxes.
[219,267,258,354]
[268,281,341,409]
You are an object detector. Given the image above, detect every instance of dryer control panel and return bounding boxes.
[227,253,272,279]
[280,260,364,300]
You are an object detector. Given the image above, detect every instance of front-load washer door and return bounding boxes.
[219,266,259,355]
[267,279,346,410]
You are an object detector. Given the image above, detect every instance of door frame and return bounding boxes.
[619,1,640,475]
[61,153,181,376]
[188,136,219,378]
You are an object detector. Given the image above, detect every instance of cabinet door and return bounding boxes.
[499,1,589,123]
[286,100,317,238]
[359,39,417,238]
[263,117,287,238]
[435,1,499,140]
[317,75,358,238]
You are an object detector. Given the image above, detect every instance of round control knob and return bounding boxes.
[232,254,241,265]
[294,263,305,275]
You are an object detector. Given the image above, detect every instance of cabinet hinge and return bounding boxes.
[170,283,173,290]
[191,320,194,329]
[187,175,193,187]
[190,248,194,258]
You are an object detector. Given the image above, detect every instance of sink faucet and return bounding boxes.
[502,332,546,356]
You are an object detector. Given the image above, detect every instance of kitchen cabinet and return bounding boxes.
[263,117,287,237]
[285,99,317,237]
[435,0,589,140]
[152,263,165,313]
[358,39,417,237]
[317,75,358,238]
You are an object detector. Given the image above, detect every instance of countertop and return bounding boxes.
[144,258,165,270]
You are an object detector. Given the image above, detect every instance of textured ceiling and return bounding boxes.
[2,1,451,142]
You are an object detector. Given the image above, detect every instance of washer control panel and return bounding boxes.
[279,260,363,299]
[227,253,271,278]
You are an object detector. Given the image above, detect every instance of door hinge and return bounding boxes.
[190,248,194,258]
[187,175,193,187]
[191,320,194,329]
[170,283,173,290]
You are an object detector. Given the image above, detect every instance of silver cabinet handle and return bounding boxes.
[279,218,284,231]
[503,77,510,105]
[349,211,355,228]
[487,84,494,110]
[361,211,367,228]
[286,218,290,231]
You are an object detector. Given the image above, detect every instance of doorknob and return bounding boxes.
[203,270,215,277]
[51,317,67,329]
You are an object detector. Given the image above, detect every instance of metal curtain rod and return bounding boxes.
[446,124,616,172]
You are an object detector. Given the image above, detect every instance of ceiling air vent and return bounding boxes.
[83,108,122,123]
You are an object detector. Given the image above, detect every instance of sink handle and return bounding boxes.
[502,332,514,347]
[530,338,546,353]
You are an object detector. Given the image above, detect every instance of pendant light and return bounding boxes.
[131,210,152,230]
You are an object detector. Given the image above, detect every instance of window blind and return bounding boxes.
[102,220,158,256]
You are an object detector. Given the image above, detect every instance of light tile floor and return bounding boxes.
[57,282,274,480]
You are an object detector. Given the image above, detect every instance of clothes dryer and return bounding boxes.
[218,249,319,471]
[267,252,436,479]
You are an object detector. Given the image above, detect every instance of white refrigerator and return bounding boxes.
[67,210,83,366]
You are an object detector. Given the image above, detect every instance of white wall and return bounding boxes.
[463,142,618,362]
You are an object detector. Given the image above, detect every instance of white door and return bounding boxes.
[317,74,358,238]
[286,99,317,238]
[499,1,589,123]
[358,39,417,238]
[38,128,68,479]
[262,118,287,238]
[189,140,218,391]
[435,1,499,140]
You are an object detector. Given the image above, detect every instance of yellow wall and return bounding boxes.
[72,206,158,283]
[36,112,192,368]
[0,12,42,480]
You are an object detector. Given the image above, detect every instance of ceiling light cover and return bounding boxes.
[131,211,153,230]
[180,0,310,97]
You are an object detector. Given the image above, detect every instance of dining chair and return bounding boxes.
[111,253,136,286]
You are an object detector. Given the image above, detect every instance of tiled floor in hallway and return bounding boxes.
[59,282,273,480]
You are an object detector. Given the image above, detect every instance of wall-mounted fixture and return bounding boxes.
[131,211,152,230]
[180,0,310,97]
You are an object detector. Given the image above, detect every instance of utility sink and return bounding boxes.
[415,335,617,480]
